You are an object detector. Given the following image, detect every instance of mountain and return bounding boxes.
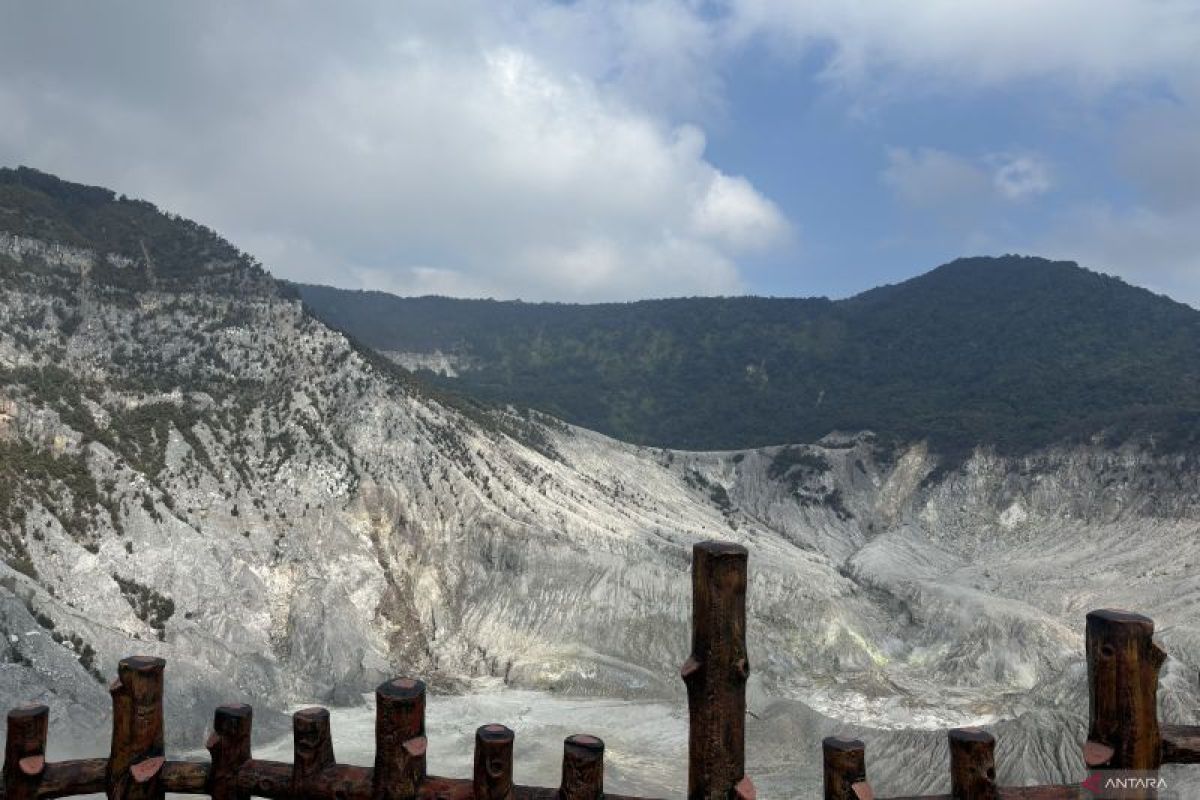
[2,168,1199,797]
[295,259,1200,457]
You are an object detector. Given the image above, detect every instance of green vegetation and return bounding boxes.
[0,439,103,547]
[112,574,175,640]
[0,166,274,295]
[297,257,1200,457]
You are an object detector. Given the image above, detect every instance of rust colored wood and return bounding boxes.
[238,765,375,800]
[160,761,210,793]
[236,760,294,798]
[415,776,659,800]
[374,678,427,800]
[880,789,1082,800]
[1086,610,1165,786]
[1161,724,1200,764]
[107,656,166,800]
[36,758,108,799]
[994,789,1084,799]
[559,734,604,800]
[206,704,252,800]
[823,737,870,800]
[308,765,374,800]
[293,708,338,799]
[683,541,750,800]
[5,704,48,800]
[473,724,515,800]
[948,728,998,800]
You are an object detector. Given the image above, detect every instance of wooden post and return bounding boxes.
[473,724,514,800]
[822,737,872,800]
[559,734,604,800]
[948,728,998,800]
[1086,610,1165,773]
[292,708,336,800]
[206,704,252,800]
[683,541,753,800]
[4,704,48,800]
[108,656,166,800]
[374,678,426,800]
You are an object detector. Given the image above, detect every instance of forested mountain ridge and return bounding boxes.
[297,258,1200,455]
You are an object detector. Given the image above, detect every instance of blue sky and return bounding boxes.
[1,1,1198,304]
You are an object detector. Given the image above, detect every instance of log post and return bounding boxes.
[4,704,48,800]
[822,737,872,800]
[683,541,752,800]
[108,656,166,800]
[473,724,514,800]
[293,708,337,800]
[559,734,604,800]
[1086,610,1165,773]
[948,728,997,800]
[374,678,426,800]
[206,704,252,800]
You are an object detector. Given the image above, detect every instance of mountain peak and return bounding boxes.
[0,166,273,295]
[299,256,1200,456]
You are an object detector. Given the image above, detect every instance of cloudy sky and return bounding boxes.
[2,1,1198,304]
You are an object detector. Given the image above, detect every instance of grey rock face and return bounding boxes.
[0,238,1197,796]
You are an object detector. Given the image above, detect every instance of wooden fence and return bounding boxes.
[3,541,1199,799]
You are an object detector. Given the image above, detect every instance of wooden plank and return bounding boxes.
[160,761,210,793]
[881,789,1082,800]
[1161,724,1200,764]
[235,759,293,798]
[36,759,108,799]
[416,776,660,800]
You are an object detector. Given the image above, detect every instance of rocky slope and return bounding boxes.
[1,172,1198,796]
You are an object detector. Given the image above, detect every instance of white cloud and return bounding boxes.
[690,172,790,251]
[990,154,1053,201]
[0,2,786,301]
[883,147,1054,209]
[725,0,1200,93]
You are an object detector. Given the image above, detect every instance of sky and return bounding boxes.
[1,1,1198,304]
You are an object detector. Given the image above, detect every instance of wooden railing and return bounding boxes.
[823,610,1200,799]
[3,541,1199,799]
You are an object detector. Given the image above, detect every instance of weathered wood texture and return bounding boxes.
[5,542,1200,800]
[374,679,426,800]
[37,759,108,798]
[473,724,515,800]
[948,728,998,800]
[683,541,753,800]
[559,734,604,800]
[108,656,166,800]
[206,704,251,800]
[1086,610,1166,773]
[822,737,872,800]
[4,705,48,800]
[1161,724,1200,764]
[882,789,1083,800]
